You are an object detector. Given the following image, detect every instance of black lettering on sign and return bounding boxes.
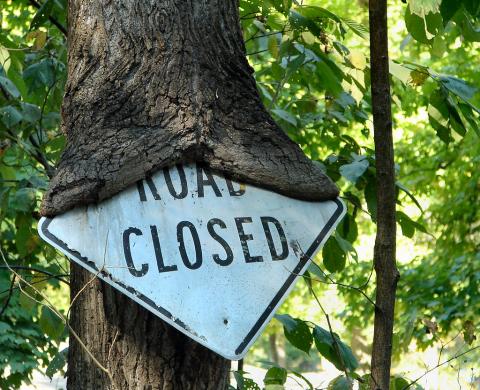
[235,217,263,263]
[122,227,149,277]
[136,177,161,201]
[207,218,234,266]
[177,221,203,270]
[163,165,188,199]
[261,217,289,260]
[150,225,178,272]
[196,165,222,197]
[225,177,246,196]
[136,181,147,201]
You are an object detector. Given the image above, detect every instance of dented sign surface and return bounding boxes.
[38,163,345,359]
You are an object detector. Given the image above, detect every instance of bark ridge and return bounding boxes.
[40,0,339,217]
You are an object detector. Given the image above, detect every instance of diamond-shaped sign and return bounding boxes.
[38,163,345,359]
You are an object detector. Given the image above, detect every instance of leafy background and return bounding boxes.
[0,0,479,388]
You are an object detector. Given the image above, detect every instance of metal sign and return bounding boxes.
[38,163,345,359]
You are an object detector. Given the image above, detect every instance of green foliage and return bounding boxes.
[275,314,313,354]
[1,1,68,387]
[0,0,479,387]
[275,314,358,376]
[313,326,358,372]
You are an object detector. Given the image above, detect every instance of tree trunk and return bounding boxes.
[368,0,399,389]
[68,264,230,389]
[40,0,338,217]
[41,1,340,388]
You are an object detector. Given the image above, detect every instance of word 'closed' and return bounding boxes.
[122,216,289,277]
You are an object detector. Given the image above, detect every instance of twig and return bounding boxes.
[28,0,67,37]
[0,275,16,317]
[302,270,377,308]
[0,246,115,387]
[246,48,268,56]
[0,274,68,296]
[0,265,70,285]
[309,285,350,381]
[402,346,480,390]
[29,134,56,178]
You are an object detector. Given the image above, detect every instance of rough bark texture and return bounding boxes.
[43,1,340,388]
[40,0,339,217]
[368,0,400,389]
[68,264,230,390]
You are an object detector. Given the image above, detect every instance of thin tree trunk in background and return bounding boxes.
[269,333,280,364]
[368,0,399,389]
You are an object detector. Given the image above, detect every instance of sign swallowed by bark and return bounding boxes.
[38,163,345,359]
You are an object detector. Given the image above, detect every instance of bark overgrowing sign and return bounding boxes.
[38,163,345,359]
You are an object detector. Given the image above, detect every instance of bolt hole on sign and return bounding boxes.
[38,163,345,359]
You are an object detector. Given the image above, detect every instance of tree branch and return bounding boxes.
[0,275,16,317]
[28,0,67,37]
[0,265,70,285]
[403,346,480,390]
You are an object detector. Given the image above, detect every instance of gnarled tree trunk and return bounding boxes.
[40,0,338,217]
[41,1,339,388]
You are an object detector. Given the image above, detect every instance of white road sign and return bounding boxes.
[38,163,345,359]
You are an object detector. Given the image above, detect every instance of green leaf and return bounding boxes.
[11,188,37,212]
[440,0,462,23]
[396,182,423,212]
[342,18,369,39]
[453,10,480,42]
[268,35,279,58]
[0,76,20,98]
[396,211,427,238]
[264,367,287,385]
[405,5,443,43]
[458,103,480,136]
[285,53,306,79]
[313,326,359,372]
[409,0,441,17]
[45,347,68,379]
[271,0,292,15]
[339,156,369,183]
[322,236,346,273]
[30,0,55,30]
[39,306,64,340]
[0,105,23,128]
[233,371,261,390]
[389,61,412,84]
[463,320,476,345]
[335,233,358,262]
[463,0,480,16]
[23,59,56,90]
[390,376,410,390]
[275,314,313,354]
[428,90,452,143]
[308,261,327,281]
[289,10,322,36]
[439,75,477,102]
[20,102,41,123]
[328,375,354,390]
[289,370,314,390]
[272,109,298,126]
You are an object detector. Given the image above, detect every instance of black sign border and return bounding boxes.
[40,198,344,359]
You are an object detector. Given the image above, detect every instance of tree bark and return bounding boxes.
[40,0,338,217]
[68,263,230,389]
[39,1,340,388]
[368,0,399,389]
